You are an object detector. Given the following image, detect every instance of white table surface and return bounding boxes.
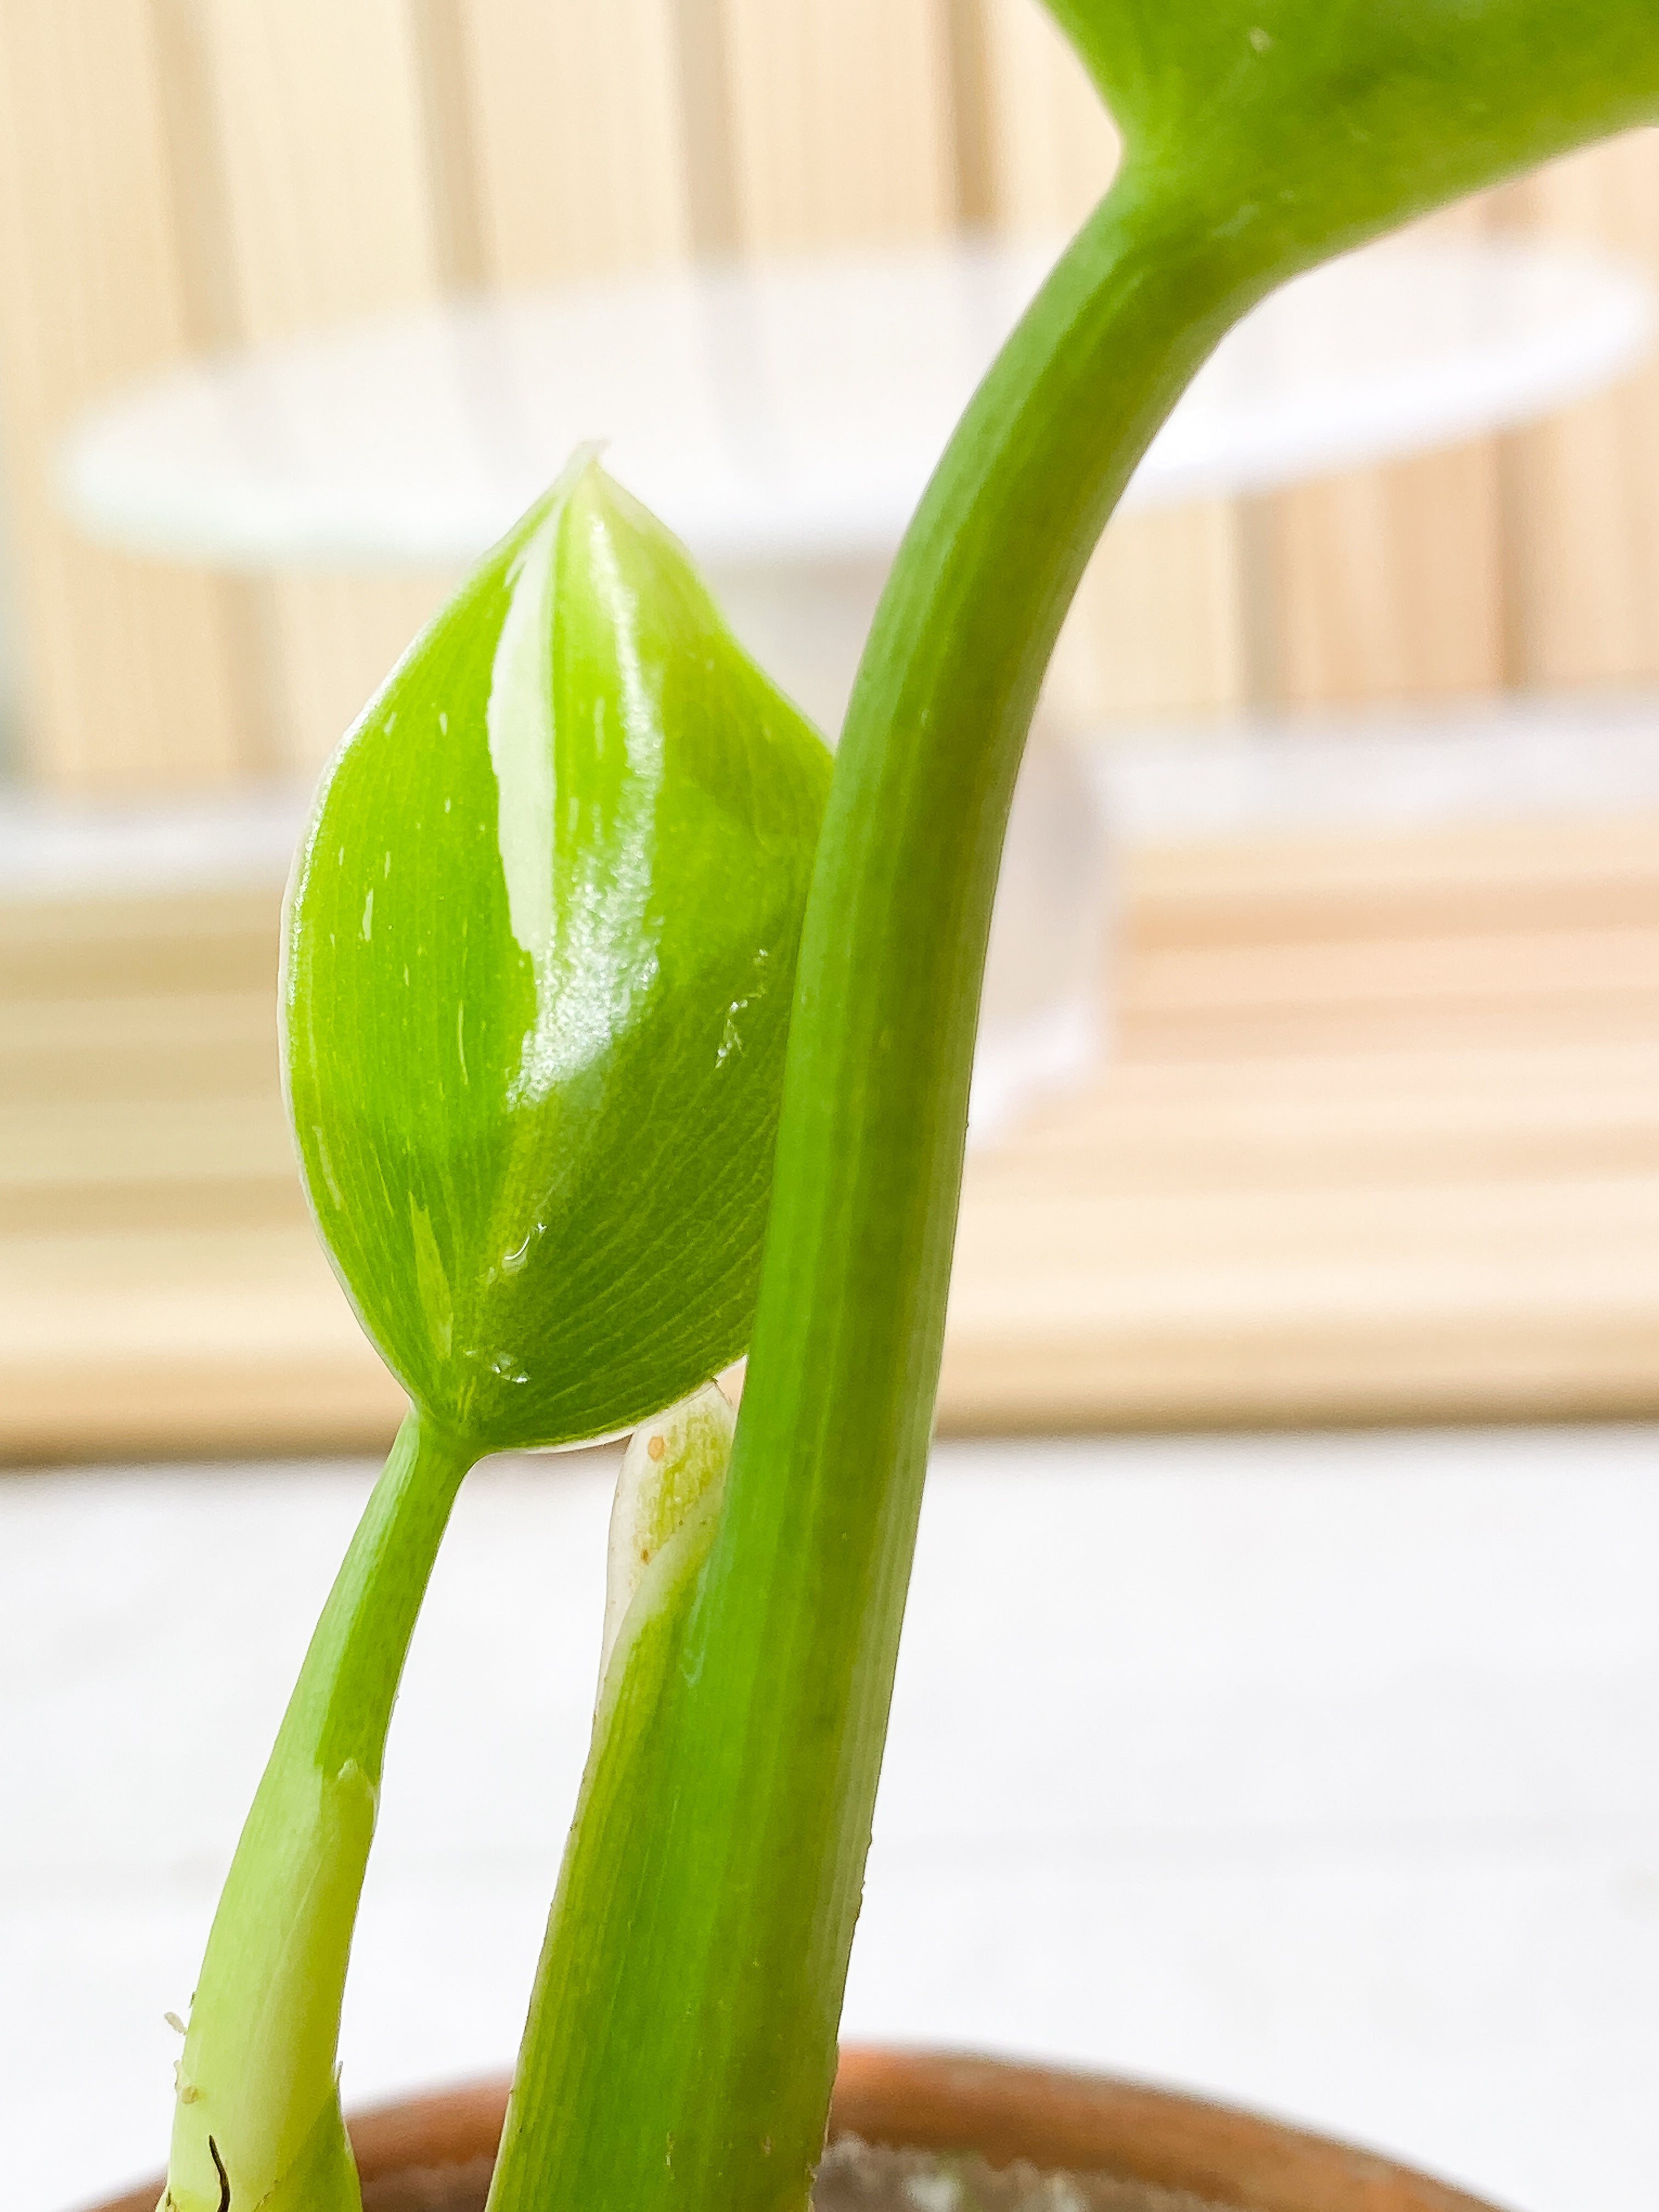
[45,238,1656,1155]
[5,1425,1656,2212]
[59,235,1654,573]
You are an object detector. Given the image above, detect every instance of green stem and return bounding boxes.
[163,1408,473,2212]
[488,171,1269,2212]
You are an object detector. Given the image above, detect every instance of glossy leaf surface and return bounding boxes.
[283,458,830,1452]
[1046,0,1659,275]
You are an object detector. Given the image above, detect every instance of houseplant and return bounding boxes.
[132,5,1658,2211]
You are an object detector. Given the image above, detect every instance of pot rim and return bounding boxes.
[81,2045,1509,2212]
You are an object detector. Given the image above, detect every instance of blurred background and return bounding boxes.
[2,8,1657,2212]
[3,0,1659,1457]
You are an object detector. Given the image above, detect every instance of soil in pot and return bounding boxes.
[357,2136,1224,2212]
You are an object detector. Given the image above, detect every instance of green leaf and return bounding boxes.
[1045,0,1659,273]
[283,454,831,1453]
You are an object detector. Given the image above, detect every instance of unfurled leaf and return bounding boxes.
[1047,0,1659,273]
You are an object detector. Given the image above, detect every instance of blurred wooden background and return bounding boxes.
[2,3,1658,1458]
[0,0,1655,792]
[8,808,1659,1458]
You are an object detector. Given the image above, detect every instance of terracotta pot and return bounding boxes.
[88,2047,1502,2212]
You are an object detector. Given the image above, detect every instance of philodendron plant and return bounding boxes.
[158,7,1658,2211]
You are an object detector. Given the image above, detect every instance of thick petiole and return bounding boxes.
[482,163,1263,2212]
[160,1408,473,2212]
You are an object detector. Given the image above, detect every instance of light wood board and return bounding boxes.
[1497,131,1659,692]
[5,813,1659,1461]
[0,0,255,788]
[1256,199,1510,710]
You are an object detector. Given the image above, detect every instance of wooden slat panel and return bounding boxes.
[183,0,456,774]
[0,0,253,789]
[195,2,437,335]
[974,0,1116,232]
[1257,202,1509,707]
[1498,129,1659,690]
[455,0,692,280]
[943,1209,1659,1432]
[1260,441,1508,704]
[0,1226,404,1461]
[977,1041,1659,1192]
[720,0,956,249]
[970,0,1246,724]
[0,885,277,997]
[0,991,275,1102]
[0,1095,299,1233]
[261,574,453,775]
[1126,925,1659,1022]
[405,0,489,290]
[1051,505,1250,721]
[1130,814,1659,945]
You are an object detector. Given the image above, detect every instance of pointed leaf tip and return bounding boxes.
[282,460,831,1452]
